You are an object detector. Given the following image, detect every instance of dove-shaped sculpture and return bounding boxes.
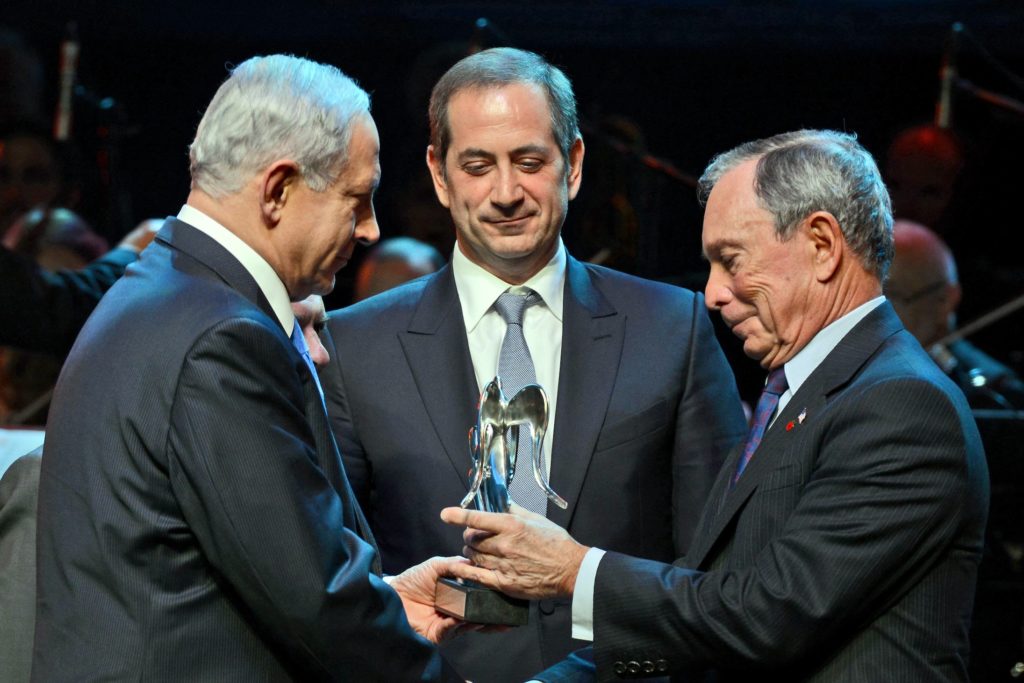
[461,377,568,512]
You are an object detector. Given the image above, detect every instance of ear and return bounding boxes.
[260,160,302,226]
[426,145,451,209]
[566,137,585,201]
[806,211,843,282]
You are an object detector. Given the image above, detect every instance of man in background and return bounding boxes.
[888,218,1024,409]
[321,47,745,682]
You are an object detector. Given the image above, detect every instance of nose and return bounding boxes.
[490,167,524,208]
[306,332,331,369]
[704,266,732,311]
[355,208,380,247]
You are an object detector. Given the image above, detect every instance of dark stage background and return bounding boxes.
[6,0,1024,395]
[4,2,1024,676]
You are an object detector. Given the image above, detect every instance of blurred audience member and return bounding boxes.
[0,208,109,425]
[0,218,159,357]
[353,236,444,302]
[884,124,964,234]
[888,219,1024,409]
[1,126,82,235]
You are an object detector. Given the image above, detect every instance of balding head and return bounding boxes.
[887,219,960,346]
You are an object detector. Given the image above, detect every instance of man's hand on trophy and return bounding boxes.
[389,556,474,643]
[439,504,589,600]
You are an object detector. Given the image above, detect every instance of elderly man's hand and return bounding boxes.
[389,556,471,644]
[440,505,589,600]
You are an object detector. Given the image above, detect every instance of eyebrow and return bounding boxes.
[456,144,552,162]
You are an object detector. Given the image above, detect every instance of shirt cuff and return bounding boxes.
[570,547,606,641]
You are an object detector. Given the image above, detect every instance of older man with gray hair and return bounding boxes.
[33,55,465,682]
[444,129,989,682]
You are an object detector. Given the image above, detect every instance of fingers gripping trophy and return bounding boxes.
[434,377,567,625]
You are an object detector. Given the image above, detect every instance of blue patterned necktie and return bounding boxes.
[291,319,326,413]
[494,289,548,515]
[732,367,788,485]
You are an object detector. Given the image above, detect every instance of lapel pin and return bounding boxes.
[798,407,807,424]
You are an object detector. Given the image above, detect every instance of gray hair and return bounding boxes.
[189,54,370,197]
[428,47,580,175]
[698,129,894,280]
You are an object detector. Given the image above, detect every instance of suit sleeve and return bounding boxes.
[671,293,746,555]
[0,245,137,356]
[165,317,437,681]
[593,376,982,675]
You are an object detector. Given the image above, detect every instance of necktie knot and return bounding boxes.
[494,290,538,327]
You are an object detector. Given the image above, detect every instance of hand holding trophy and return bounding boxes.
[434,377,567,625]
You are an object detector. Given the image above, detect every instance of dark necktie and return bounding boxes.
[494,289,548,515]
[733,367,788,485]
[291,319,326,413]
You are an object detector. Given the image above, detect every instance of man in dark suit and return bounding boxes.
[320,47,746,683]
[33,54,465,682]
[443,129,990,682]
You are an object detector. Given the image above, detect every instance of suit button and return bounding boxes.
[656,658,669,672]
[642,660,655,673]
[626,660,641,674]
[538,599,556,615]
[613,661,625,675]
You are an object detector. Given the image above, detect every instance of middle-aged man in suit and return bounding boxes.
[319,47,746,682]
[442,129,990,682]
[33,54,467,682]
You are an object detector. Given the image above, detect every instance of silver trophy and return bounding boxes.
[435,377,567,625]
[461,377,567,513]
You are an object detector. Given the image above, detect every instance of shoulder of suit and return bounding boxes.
[576,261,698,307]
[328,271,436,327]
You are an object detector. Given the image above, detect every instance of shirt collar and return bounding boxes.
[177,204,294,333]
[452,238,566,332]
[782,296,886,395]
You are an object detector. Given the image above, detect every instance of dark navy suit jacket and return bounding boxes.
[33,219,440,682]
[547,304,989,682]
[321,255,746,683]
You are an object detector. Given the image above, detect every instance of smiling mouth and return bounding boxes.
[485,215,534,226]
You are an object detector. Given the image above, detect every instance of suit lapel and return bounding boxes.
[398,266,480,488]
[547,257,625,528]
[686,303,905,569]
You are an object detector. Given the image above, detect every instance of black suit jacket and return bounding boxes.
[33,219,440,681]
[572,303,989,682]
[321,256,746,682]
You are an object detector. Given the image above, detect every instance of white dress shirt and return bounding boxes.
[570,295,887,641]
[451,239,567,478]
[177,204,294,334]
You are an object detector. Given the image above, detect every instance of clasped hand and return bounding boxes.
[439,504,589,601]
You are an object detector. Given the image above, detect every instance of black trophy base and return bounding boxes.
[434,577,529,626]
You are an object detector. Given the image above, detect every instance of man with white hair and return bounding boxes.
[444,130,989,682]
[33,55,463,681]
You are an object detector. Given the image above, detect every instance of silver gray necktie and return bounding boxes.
[494,290,548,515]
